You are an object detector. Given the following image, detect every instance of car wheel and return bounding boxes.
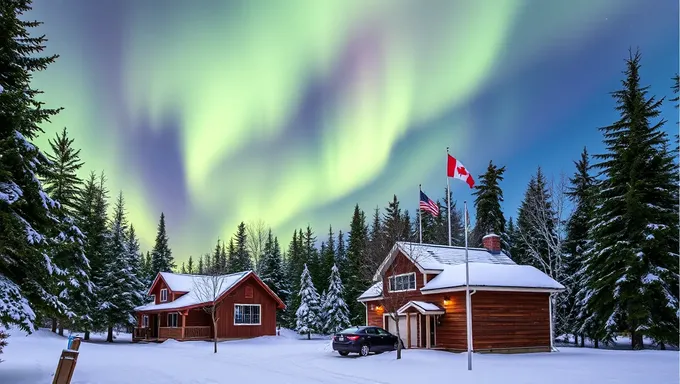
[359,344,370,356]
[338,351,349,356]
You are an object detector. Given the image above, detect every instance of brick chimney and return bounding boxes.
[482,233,501,254]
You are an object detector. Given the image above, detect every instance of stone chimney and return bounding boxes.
[482,233,501,254]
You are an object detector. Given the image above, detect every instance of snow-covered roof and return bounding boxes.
[373,242,515,281]
[135,271,250,312]
[357,282,382,301]
[359,242,564,300]
[397,301,445,315]
[421,263,565,292]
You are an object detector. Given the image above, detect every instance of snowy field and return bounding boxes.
[1,327,678,384]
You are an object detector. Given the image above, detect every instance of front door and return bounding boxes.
[150,314,158,338]
[409,314,418,348]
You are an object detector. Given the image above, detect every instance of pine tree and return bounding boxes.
[470,160,507,248]
[186,256,195,274]
[231,222,252,272]
[180,263,187,274]
[98,192,138,342]
[226,238,236,273]
[565,147,596,345]
[323,264,351,334]
[197,254,205,275]
[320,226,336,288]
[301,225,320,289]
[143,251,153,284]
[582,49,679,349]
[125,224,147,309]
[211,239,223,273]
[41,127,92,334]
[150,213,174,273]
[318,289,328,333]
[346,204,369,325]
[505,217,521,261]
[285,230,304,327]
[295,264,321,339]
[260,230,288,324]
[0,0,64,333]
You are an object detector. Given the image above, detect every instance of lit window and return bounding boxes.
[234,304,261,325]
[160,289,168,302]
[142,315,149,327]
[388,273,416,292]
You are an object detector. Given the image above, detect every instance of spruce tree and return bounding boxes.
[151,212,174,273]
[285,230,304,327]
[346,204,369,325]
[143,251,153,284]
[211,239,223,273]
[74,171,109,339]
[197,254,205,275]
[320,226,336,287]
[505,217,521,261]
[98,192,138,342]
[318,289,328,333]
[323,264,351,334]
[231,222,252,272]
[41,127,93,333]
[186,255,194,274]
[260,230,288,324]
[563,148,596,343]
[180,263,187,274]
[226,238,236,273]
[295,264,321,339]
[470,160,507,248]
[125,224,147,309]
[0,0,64,332]
[582,49,679,349]
[301,225,320,289]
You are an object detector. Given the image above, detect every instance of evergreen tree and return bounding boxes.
[515,167,558,271]
[505,217,521,261]
[301,225,320,289]
[582,50,679,349]
[97,192,138,342]
[180,263,187,274]
[197,254,205,275]
[0,0,64,333]
[336,230,347,268]
[565,147,596,345]
[345,205,369,325]
[323,264,351,334]
[318,289,328,333]
[219,242,227,273]
[470,160,507,248]
[150,213,174,273]
[231,222,252,272]
[295,264,321,339]
[211,239,223,273]
[320,226,336,288]
[260,230,288,324]
[226,238,236,273]
[74,171,109,338]
[143,251,153,284]
[186,256,195,274]
[285,230,304,327]
[125,224,147,309]
[41,127,92,334]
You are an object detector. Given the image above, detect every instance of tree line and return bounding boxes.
[0,0,676,359]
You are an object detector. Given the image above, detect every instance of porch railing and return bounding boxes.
[184,326,211,339]
[134,327,150,339]
[159,327,182,340]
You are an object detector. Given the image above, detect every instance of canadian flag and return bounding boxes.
[447,154,475,188]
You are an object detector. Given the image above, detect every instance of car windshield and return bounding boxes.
[338,327,363,334]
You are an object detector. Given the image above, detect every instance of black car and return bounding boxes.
[332,326,404,357]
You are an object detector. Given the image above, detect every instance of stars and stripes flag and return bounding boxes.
[419,190,439,217]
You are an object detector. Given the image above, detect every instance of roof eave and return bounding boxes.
[420,285,566,294]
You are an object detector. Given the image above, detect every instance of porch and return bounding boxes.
[133,309,214,342]
[382,300,446,350]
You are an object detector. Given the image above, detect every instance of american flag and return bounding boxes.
[419,190,439,217]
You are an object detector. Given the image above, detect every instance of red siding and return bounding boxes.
[214,275,278,338]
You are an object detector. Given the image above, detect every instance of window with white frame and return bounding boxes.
[150,294,156,303]
[160,289,168,302]
[234,304,261,325]
[388,272,416,292]
[142,315,149,327]
[167,313,178,327]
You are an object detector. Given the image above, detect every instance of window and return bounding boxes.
[160,289,168,302]
[142,315,149,327]
[167,313,178,327]
[150,294,156,303]
[234,304,261,325]
[364,327,377,335]
[376,328,390,336]
[388,272,416,292]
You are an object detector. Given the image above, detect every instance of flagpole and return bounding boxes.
[464,200,472,371]
[418,184,423,244]
[446,147,452,246]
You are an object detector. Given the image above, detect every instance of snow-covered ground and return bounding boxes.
[1,327,678,384]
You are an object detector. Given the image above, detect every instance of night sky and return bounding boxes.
[28,0,679,262]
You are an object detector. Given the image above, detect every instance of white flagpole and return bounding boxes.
[446,147,452,246]
[419,184,423,244]
[464,200,472,371]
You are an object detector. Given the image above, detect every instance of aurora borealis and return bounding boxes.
[27,0,678,262]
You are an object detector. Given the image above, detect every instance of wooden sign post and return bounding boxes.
[52,349,79,384]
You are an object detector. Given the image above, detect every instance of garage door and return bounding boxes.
[386,315,408,346]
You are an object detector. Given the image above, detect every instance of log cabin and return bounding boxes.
[133,270,285,342]
[357,233,565,353]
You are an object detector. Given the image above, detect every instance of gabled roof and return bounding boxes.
[397,301,445,315]
[357,282,382,302]
[135,270,286,312]
[373,241,515,281]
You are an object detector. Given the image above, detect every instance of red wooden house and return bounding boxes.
[358,234,565,353]
[133,270,285,342]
